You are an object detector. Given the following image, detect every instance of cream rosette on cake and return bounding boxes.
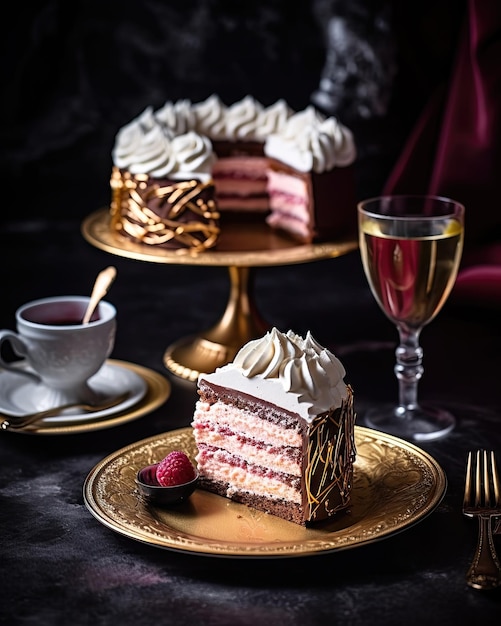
[202,327,349,421]
[264,106,357,173]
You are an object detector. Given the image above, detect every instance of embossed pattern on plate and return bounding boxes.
[83,426,447,557]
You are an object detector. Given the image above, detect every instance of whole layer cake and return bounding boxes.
[191,327,356,525]
[110,96,357,252]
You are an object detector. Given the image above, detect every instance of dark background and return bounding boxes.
[3,4,501,626]
[1,0,466,226]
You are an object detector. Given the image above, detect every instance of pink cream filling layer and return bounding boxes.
[193,425,302,476]
[212,157,269,178]
[266,212,310,239]
[213,157,269,210]
[265,170,310,237]
[197,447,302,503]
[193,399,304,502]
[194,400,302,446]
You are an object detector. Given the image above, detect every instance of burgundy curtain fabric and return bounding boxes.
[384,0,501,307]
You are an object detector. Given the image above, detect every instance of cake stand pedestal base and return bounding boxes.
[163,266,268,381]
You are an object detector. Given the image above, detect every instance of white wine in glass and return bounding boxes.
[358,195,465,441]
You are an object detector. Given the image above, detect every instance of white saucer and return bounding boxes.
[0,360,148,424]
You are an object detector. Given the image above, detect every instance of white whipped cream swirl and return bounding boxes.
[203,327,348,420]
[254,99,294,140]
[264,106,356,173]
[191,95,293,141]
[224,95,264,140]
[155,99,195,135]
[112,107,214,181]
[191,94,228,140]
[170,132,215,181]
[113,97,356,180]
[112,107,178,177]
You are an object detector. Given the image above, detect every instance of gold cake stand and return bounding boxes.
[82,208,357,381]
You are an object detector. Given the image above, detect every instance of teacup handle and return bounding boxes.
[0,331,40,382]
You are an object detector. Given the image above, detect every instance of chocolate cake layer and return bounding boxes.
[198,475,304,525]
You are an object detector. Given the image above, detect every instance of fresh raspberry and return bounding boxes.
[156,451,196,487]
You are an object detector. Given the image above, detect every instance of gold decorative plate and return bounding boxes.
[13,360,171,435]
[83,426,447,557]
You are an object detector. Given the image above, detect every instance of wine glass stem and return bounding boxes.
[395,326,423,416]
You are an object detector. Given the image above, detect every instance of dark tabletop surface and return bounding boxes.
[2,2,501,624]
[1,214,500,626]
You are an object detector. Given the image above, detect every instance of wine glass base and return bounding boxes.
[362,404,456,442]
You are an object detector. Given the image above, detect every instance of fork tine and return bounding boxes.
[490,450,500,507]
[475,450,482,507]
[482,450,491,507]
[463,451,473,509]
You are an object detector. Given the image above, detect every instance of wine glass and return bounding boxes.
[357,195,465,442]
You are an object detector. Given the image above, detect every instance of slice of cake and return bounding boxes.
[109,96,357,251]
[191,327,356,526]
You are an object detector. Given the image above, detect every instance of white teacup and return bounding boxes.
[0,296,116,410]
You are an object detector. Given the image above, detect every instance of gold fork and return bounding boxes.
[462,449,501,590]
[0,392,130,431]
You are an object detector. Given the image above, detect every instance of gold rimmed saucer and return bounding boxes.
[6,360,171,435]
[83,426,447,557]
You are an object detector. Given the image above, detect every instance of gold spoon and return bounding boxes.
[82,266,117,324]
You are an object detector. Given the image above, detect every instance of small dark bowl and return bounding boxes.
[136,463,199,506]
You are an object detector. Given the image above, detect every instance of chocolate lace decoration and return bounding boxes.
[110,167,220,252]
[305,385,356,521]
